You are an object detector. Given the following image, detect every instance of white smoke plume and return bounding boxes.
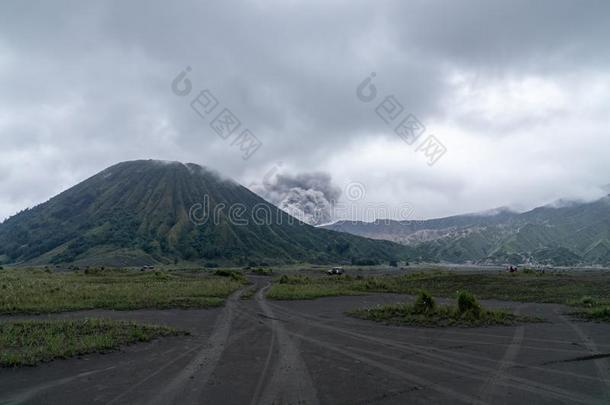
[252,172,341,225]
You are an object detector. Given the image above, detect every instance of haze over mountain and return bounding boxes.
[0,160,408,266]
[324,197,610,266]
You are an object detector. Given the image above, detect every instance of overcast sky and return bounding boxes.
[1,0,610,223]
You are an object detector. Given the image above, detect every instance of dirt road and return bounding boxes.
[1,276,609,404]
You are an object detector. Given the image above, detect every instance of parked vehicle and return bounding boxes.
[327,267,344,275]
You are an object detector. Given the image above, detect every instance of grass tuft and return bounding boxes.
[413,290,436,313]
[457,290,482,318]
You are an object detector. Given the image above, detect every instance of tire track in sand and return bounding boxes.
[557,310,610,400]
[269,303,601,404]
[477,304,526,402]
[253,284,319,405]
[150,288,243,405]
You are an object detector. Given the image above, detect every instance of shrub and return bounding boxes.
[389,260,398,267]
[413,290,436,313]
[153,271,170,280]
[363,278,388,290]
[214,269,245,283]
[251,268,273,276]
[457,291,481,317]
[590,306,610,320]
[230,272,245,282]
[277,274,310,285]
[579,296,597,307]
[85,267,106,276]
[0,266,3,270]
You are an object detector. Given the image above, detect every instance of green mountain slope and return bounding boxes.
[324,198,610,266]
[0,160,409,266]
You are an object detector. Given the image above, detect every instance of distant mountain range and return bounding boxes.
[0,160,408,266]
[323,197,610,266]
[3,159,609,267]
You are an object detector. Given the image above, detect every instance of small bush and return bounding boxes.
[457,291,481,317]
[206,262,220,269]
[522,268,535,274]
[213,269,245,282]
[590,306,610,320]
[413,290,436,313]
[389,260,398,267]
[277,274,311,285]
[153,271,171,280]
[363,278,388,290]
[251,268,273,276]
[579,296,597,307]
[84,267,107,276]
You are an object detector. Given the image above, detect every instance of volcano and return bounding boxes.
[0,160,408,266]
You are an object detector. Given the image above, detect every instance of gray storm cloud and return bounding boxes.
[1,0,610,221]
[252,172,341,225]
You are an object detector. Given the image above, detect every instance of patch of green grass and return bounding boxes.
[250,267,273,276]
[348,291,542,328]
[567,295,610,308]
[240,285,258,300]
[522,267,536,274]
[574,296,598,307]
[266,271,610,306]
[0,268,245,314]
[213,269,247,282]
[266,284,362,300]
[582,306,610,322]
[0,318,184,366]
[568,295,610,322]
[267,274,366,299]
